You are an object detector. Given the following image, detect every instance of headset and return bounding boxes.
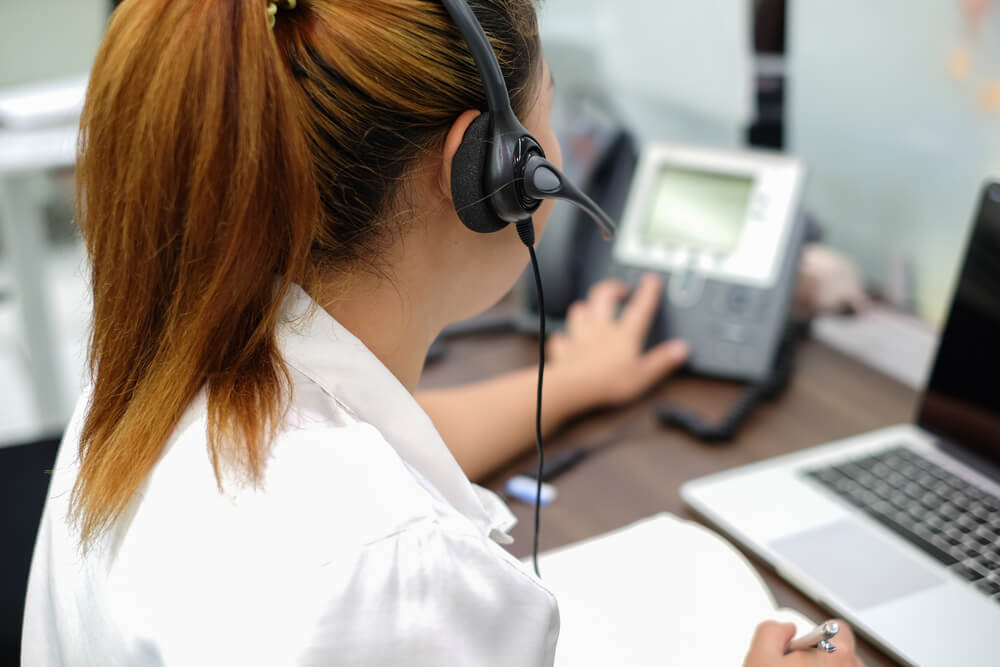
[440,0,617,576]
[443,0,615,243]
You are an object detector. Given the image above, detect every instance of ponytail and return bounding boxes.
[73,0,318,548]
[73,0,542,549]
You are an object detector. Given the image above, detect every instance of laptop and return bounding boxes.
[681,182,1000,667]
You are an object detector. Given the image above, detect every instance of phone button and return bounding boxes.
[718,321,751,344]
[724,285,757,317]
[668,267,705,308]
[711,341,741,369]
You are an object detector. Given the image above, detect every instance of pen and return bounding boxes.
[784,620,840,654]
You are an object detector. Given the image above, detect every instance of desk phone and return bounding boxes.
[613,144,806,382]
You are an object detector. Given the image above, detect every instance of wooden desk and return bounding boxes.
[420,328,916,667]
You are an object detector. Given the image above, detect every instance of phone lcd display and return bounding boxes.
[642,166,754,253]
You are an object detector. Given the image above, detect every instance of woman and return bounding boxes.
[22,0,861,664]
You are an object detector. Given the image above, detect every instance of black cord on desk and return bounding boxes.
[519,412,647,482]
[656,325,799,442]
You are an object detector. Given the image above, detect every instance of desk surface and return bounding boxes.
[420,325,916,667]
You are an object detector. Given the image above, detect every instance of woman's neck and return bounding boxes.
[312,271,441,393]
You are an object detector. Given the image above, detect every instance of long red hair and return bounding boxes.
[72,0,540,548]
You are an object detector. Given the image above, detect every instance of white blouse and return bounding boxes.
[22,284,559,666]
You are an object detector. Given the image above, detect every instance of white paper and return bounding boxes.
[531,513,814,666]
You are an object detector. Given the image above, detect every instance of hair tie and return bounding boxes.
[268,0,297,29]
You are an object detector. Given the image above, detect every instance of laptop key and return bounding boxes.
[950,492,972,508]
[976,579,1000,596]
[815,468,841,484]
[834,462,862,478]
[939,534,962,548]
[961,545,983,560]
[860,510,958,566]
[952,562,986,582]
[969,503,994,521]
[883,453,903,468]
[886,472,907,489]
[889,493,909,511]
[979,528,998,543]
[872,482,893,499]
[920,492,942,510]
[939,503,961,519]
[932,482,953,496]
[971,534,993,547]
[854,471,876,487]
[977,556,999,574]
[916,473,937,488]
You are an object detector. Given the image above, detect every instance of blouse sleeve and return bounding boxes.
[296,518,560,667]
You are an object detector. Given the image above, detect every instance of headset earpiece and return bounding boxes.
[451,110,548,234]
[451,113,509,234]
[450,115,617,238]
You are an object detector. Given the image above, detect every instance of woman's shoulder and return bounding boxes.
[152,374,439,549]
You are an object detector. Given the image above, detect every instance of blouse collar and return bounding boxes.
[275,284,515,544]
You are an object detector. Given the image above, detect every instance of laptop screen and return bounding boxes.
[917,182,1000,463]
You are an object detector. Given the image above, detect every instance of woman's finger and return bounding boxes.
[745,621,798,661]
[635,339,689,391]
[546,331,569,358]
[565,301,589,332]
[585,279,630,322]
[621,272,664,334]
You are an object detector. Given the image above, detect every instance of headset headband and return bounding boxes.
[441,0,617,238]
[440,0,515,123]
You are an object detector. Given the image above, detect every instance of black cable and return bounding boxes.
[656,326,799,442]
[516,219,545,578]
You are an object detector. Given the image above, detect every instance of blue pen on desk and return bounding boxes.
[503,447,591,505]
[504,415,645,506]
[504,475,557,506]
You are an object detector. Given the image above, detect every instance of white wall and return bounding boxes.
[538,0,753,148]
[788,0,1000,322]
[0,0,106,89]
[7,0,992,323]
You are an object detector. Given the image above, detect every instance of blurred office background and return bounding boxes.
[2,0,1000,444]
[1,0,999,661]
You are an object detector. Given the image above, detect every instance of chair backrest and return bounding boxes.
[0,438,60,665]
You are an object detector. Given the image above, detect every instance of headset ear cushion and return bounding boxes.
[451,112,507,234]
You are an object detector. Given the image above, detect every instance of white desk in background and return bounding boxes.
[0,76,86,438]
[0,124,79,436]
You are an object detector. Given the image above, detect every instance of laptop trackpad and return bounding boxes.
[770,519,945,610]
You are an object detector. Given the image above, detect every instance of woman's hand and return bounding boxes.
[546,272,689,409]
[743,621,865,667]
[419,272,688,479]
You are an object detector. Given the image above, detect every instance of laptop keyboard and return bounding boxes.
[805,445,1000,604]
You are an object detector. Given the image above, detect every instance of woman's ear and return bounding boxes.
[438,109,482,201]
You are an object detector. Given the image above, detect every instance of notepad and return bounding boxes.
[530,513,815,666]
